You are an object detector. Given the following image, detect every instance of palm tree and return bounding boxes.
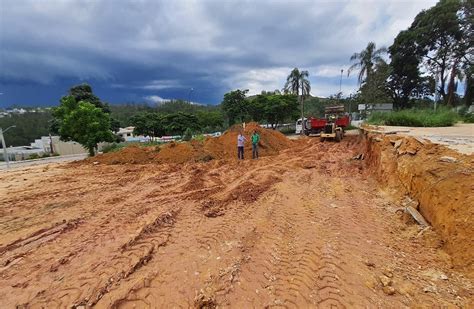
[348,42,387,85]
[284,68,311,135]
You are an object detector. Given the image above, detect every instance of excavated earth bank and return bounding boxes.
[0,126,473,308]
[361,131,474,278]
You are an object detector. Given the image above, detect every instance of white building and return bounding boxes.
[5,108,27,114]
[117,127,151,142]
[117,126,135,140]
[358,103,393,112]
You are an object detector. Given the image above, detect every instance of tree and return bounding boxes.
[406,0,466,104]
[66,84,123,134]
[130,112,166,140]
[109,103,154,126]
[0,111,53,147]
[52,96,114,156]
[360,61,393,105]
[388,30,429,109]
[284,68,311,134]
[265,94,299,128]
[110,117,121,133]
[182,128,193,141]
[68,84,110,113]
[248,93,298,128]
[348,42,387,85]
[196,110,224,132]
[464,65,473,106]
[163,112,201,135]
[221,89,249,125]
[304,97,324,117]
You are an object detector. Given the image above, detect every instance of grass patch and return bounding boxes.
[462,113,474,123]
[102,143,127,153]
[279,126,297,135]
[458,106,474,123]
[103,141,164,154]
[367,108,459,127]
[345,124,359,130]
[193,134,206,142]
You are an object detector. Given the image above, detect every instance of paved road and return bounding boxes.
[377,124,474,154]
[0,153,87,170]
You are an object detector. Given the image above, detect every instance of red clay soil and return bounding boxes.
[1,134,472,308]
[204,122,294,160]
[362,133,474,278]
[155,140,210,164]
[90,145,157,165]
[93,122,294,165]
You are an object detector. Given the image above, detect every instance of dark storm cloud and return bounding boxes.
[0,0,437,106]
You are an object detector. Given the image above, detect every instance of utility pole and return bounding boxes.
[49,134,54,154]
[188,88,194,104]
[339,69,343,94]
[0,126,16,169]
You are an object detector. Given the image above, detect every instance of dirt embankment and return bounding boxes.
[362,132,474,277]
[92,122,294,165]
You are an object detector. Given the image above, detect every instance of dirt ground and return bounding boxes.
[1,135,473,308]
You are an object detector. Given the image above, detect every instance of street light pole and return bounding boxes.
[339,69,344,94]
[0,125,16,169]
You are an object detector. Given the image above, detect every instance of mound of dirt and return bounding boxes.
[92,122,293,165]
[156,140,212,164]
[91,146,157,164]
[204,122,293,159]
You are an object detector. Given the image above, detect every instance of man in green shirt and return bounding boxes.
[251,130,260,159]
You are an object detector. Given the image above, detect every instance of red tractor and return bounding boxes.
[304,105,350,142]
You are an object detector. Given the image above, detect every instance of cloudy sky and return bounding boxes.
[0,0,437,107]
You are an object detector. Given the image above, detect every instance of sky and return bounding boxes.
[0,0,438,107]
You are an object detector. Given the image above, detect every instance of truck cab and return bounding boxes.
[295,118,309,134]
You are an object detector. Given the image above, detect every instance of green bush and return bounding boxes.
[462,113,474,123]
[367,108,459,127]
[140,141,162,147]
[193,134,206,142]
[182,128,193,141]
[345,124,359,130]
[41,153,51,158]
[458,106,469,116]
[102,143,126,153]
[29,153,40,160]
[279,126,296,135]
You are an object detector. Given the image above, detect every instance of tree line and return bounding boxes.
[348,0,472,109]
[0,112,53,147]
[48,84,227,155]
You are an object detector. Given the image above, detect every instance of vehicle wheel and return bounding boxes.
[320,136,325,142]
[335,131,342,142]
[304,129,310,136]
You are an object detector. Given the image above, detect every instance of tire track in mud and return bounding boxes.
[96,142,361,308]
[31,208,180,308]
[221,140,373,308]
[224,170,352,308]
[0,166,187,308]
[3,135,470,308]
[98,163,288,308]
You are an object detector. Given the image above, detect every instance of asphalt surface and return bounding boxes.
[0,153,87,171]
